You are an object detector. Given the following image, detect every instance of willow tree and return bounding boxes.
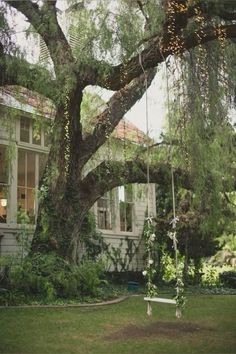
[0,0,236,262]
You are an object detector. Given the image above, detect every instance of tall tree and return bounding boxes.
[0,0,236,262]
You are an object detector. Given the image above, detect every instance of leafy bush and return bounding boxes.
[201,264,220,286]
[219,271,236,288]
[0,253,106,304]
[73,259,105,298]
[161,252,176,282]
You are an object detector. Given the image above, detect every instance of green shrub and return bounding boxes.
[74,259,105,298]
[201,264,220,286]
[219,271,236,288]
[0,253,106,304]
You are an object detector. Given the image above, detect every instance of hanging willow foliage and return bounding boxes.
[167,36,236,235]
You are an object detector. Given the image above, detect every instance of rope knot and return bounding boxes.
[168,231,178,250]
[170,216,179,229]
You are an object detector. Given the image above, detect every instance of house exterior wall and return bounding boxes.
[0,105,156,270]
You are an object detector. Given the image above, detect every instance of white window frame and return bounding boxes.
[19,115,50,149]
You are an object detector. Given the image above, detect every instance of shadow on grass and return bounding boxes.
[104,320,212,341]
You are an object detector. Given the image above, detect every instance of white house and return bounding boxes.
[0,86,156,270]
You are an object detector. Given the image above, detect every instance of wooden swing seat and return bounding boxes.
[144,297,176,305]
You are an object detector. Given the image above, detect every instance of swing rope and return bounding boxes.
[139,52,153,316]
[163,56,186,317]
[139,52,150,217]
[164,60,182,318]
[139,51,185,318]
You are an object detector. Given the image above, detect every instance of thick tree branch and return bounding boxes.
[0,52,56,100]
[7,0,41,25]
[79,68,156,167]
[79,160,192,207]
[82,0,236,90]
[187,1,236,22]
[80,160,236,210]
[90,23,236,91]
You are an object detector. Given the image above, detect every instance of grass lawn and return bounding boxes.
[0,295,235,354]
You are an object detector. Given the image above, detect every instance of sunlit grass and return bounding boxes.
[0,295,235,354]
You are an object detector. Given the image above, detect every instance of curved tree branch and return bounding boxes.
[82,0,236,90]
[79,68,156,168]
[79,159,236,211]
[79,160,192,208]
[89,23,236,91]
[5,0,236,92]
[0,52,56,100]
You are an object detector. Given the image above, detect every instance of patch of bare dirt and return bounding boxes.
[104,321,208,341]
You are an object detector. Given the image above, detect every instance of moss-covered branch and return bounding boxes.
[79,160,192,207]
[79,68,156,167]
[90,23,236,90]
[0,51,56,100]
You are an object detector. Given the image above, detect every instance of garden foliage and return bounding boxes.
[0,253,106,305]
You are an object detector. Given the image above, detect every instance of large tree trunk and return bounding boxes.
[31,100,89,261]
[31,192,90,260]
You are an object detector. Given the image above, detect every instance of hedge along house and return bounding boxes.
[0,86,156,270]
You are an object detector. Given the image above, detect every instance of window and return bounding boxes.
[20,117,30,143]
[17,150,36,223]
[119,185,133,232]
[0,145,8,223]
[97,192,113,230]
[20,117,50,147]
[17,149,47,224]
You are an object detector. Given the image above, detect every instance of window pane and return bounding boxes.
[118,186,125,202]
[17,187,26,210]
[119,186,133,232]
[27,152,35,188]
[0,185,8,223]
[125,204,133,232]
[97,192,112,230]
[20,117,30,143]
[98,210,111,230]
[119,201,126,231]
[17,150,36,224]
[0,145,8,184]
[27,188,35,223]
[18,150,26,186]
[32,122,41,145]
